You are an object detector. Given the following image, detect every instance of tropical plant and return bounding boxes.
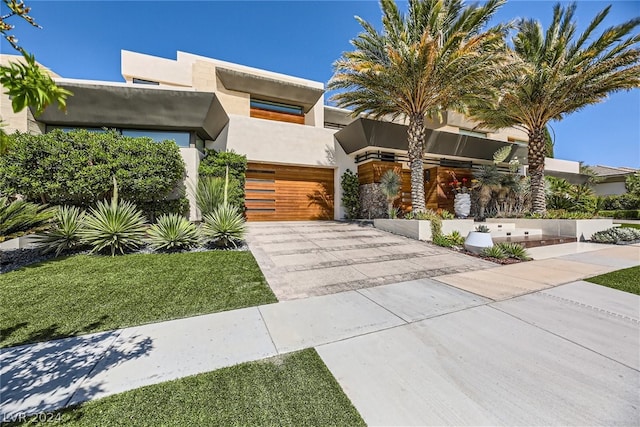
[496,242,531,260]
[201,204,246,248]
[591,227,640,244]
[546,177,597,213]
[481,245,507,259]
[434,230,465,247]
[470,3,640,214]
[626,172,640,197]
[379,169,401,218]
[329,0,509,213]
[198,149,247,211]
[36,205,86,256]
[439,210,455,220]
[80,181,147,256]
[0,196,54,238]
[472,165,502,218]
[341,169,361,220]
[194,176,226,217]
[475,224,490,233]
[146,213,200,251]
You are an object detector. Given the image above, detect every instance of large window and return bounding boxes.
[122,130,191,147]
[132,78,160,85]
[459,129,487,139]
[250,99,303,116]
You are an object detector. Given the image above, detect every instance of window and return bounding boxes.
[132,78,160,85]
[250,99,303,116]
[324,122,346,130]
[459,129,487,138]
[122,130,190,147]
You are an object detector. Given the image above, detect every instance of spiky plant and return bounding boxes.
[329,0,509,213]
[496,242,531,260]
[0,196,54,238]
[380,169,402,218]
[80,179,147,256]
[36,205,86,256]
[146,213,200,252]
[202,204,246,248]
[470,3,640,214]
[472,165,502,218]
[194,176,226,217]
[482,245,507,259]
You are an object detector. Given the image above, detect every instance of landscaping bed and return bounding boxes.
[5,349,365,427]
[0,251,276,348]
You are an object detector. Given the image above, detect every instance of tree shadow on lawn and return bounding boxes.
[1,329,153,423]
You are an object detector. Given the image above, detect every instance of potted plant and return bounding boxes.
[464,224,494,254]
[448,173,472,218]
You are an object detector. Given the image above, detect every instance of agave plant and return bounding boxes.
[379,170,402,219]
[0,197,54,238]
[36,205,86,256]
[194,176,226,217]
[481,245,507,259]
[496,242,531,260]
[201,204,246,248]
[80,197,147,256]
[146,213,200,251]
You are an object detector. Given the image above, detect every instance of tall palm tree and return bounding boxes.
[470,3,640,214]
[329,0,508,212]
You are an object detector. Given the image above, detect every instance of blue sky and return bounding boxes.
[2,0,639,168]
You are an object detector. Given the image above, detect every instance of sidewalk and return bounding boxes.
[2,244,639,421]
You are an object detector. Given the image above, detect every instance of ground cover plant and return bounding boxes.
[0,251,276,348]
[590,227,640,244]
[586,266,640,296]
[6,349,365,427]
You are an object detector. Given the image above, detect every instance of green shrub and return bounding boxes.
[340,169,360,220]
[481,245,507,259]
[202,204,246,248]
[198,149,247,211]
[0,197,54,239]
[439,210,455,220]
[614,210,640,219]
[195,176,226,216]
[496,242,531,260]
[146,214,200,252]
[36,205,86,256]
[598,194,640,211]
[138,196,190,222]
[80,198,147,256]
[545,177,597,213]
[625,172,640,196]
[591,227,640,244]
[0,129,185,215]
[475,224,490,233]
[433,230,465,247]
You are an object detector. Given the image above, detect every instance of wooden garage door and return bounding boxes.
[245,163,334,221]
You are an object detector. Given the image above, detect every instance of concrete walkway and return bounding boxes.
[246,221,493,300]
[2,244,639,424]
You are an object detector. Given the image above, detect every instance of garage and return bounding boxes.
[245,163,335,221]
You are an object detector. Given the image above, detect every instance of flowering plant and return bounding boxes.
[449,177,471,194]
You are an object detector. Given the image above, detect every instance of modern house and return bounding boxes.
[590,165,638,196]
[0,50,582,221]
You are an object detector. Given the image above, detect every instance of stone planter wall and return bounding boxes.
[374,219,476,241]
[485,218,614,241]
[0,234,40,251]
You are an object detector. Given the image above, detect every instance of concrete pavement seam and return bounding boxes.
[354,289,410,324]
[487,305,640,373]
[257,306,280,355]
[536,292,639,324]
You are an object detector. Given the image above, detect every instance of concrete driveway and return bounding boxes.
[246,221,494,300]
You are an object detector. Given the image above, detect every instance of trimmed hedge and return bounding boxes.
[599,209,640,219]
[198,149,247,211]
[0,129,187,220]
[598,194,640,211]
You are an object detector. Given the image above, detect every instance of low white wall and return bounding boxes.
[0,235,39,251]
[486,218,614,241]
[374,219,476,241]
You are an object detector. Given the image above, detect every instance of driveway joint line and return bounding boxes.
[488,304,640,373]
[354,289,409,324]
[536,291,639,324]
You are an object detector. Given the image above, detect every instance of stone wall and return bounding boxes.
[360,183,387,219]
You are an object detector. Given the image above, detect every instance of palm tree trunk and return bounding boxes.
[408,114,426,213]
[528,127,547,214]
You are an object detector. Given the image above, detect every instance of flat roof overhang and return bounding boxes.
[545,170,591,185]
[216,67,324,113]
[335,118,527,164]
[35,83,229,140]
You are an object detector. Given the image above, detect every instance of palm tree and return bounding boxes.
[329,0,508,212]
[470,3,640,214]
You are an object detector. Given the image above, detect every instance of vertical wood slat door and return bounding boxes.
[245,163,335,221]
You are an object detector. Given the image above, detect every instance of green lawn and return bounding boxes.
[619,223,640,230]
[9,349,365,427]
[0,251,277,348]
[586,265,640,295]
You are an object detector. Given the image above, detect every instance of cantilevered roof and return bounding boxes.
[335,118,527,163]
[36,82,229,140]
[215,67,324,113]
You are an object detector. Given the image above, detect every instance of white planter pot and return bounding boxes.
[454,193,471,218]
[464,231,493,254]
